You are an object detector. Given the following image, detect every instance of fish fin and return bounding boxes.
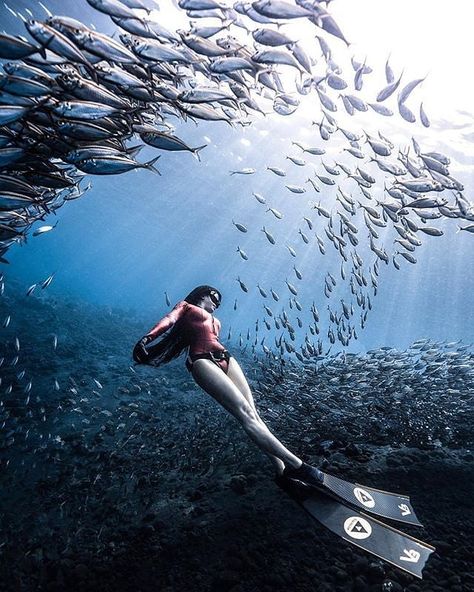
[126,144,144,158]
[144,156,161,175]
[191,144,207,161]
[84,62,99,84]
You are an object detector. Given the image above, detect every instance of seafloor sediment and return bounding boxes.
[0,285,473,592]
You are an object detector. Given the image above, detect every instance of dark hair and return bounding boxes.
[145,285,222,366]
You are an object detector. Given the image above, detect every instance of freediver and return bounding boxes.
[132,285,323,485]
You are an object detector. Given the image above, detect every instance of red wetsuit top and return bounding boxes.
[146,300,226,356]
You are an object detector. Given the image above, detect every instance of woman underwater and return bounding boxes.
[133,285,324,486]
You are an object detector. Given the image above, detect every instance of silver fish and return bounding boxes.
[232,220,248,232]
[252,49,303,71]
[261,226,275,244]
[25,20,90,66]
[376,70,403,102]
[236,276,248,292]
[419,102,430,127]
[252,28,295,46]
[237,246,248,260]
[285,184,306,193]
[253,192,266,204]
[368,103,393,116]
[33,222,58,236]
[267,207,283,219]
[398,77,425,104]
[230,167,256,175]
[86,0,138,19]
[75,155,160,175]
[398,100,416,123]
[252,0,312,20]
[266,166,286,176]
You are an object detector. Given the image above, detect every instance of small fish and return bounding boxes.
[286,245,297,257]
[397,251,417,264]
[93,378,103,389]
[267,166,286,176]
[233,299,237,310]
[237,246,248,260]
[230,167,256,175]
[313,203,331,218]
[261,226,275,244]
[298,229,309,244]
[236,277,248,292]
[306,178,320,192]
[253,192,266,204]
[53,334,57,350]
[398,101,416,123]
[165,291,170,306]
[368,103,393,116]
[33,221,58,236]
[315,174,335,186]
[257,284,268,298]
[398,77,425,104]
[285,184,306,193]
[293,266,303,280]
[419,102,430,128]
[267,207,283,219]
[286,156,306,166]
[292,142,325,156]
[41,273,55,289]
[3,315,10,328]
[376,71,403,102]
[285,279,298,296]
[26,284,37,296]
[232,220,248,233]
[270,288,279,301]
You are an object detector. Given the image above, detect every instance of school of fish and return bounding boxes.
[0,0,473,360]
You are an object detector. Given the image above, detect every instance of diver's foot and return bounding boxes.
[273,458,286,477]
[282,461,324,487]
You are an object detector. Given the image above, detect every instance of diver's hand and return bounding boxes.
[133,336,152,364]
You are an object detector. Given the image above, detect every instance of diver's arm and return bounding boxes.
[132,301,188,364]
[145,300,189,341]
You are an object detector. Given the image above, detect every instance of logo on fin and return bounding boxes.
[398,503,411,516]
[353,487,375,508]
[344,516,372,540]
[400,549,420,563]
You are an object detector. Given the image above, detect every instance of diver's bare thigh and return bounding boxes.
[226,357,255,404]
[191,359,256,422]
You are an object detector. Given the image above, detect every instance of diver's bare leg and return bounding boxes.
[226,357,286,475]
[192,359,302,472]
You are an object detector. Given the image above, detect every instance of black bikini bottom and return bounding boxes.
[186,350,231,374]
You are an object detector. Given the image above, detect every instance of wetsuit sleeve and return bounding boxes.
[146,301,188,341]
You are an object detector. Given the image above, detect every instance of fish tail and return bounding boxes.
[456,225,462,233]
[126,144,144,158]
[144,156,161,175]
[192,144,207,162]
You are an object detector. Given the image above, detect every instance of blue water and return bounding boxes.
[3,0,474,355]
